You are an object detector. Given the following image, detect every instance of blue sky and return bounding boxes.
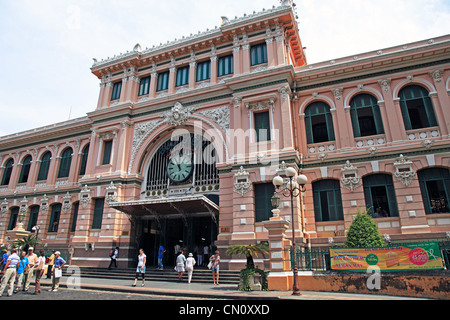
[0,0,449,137]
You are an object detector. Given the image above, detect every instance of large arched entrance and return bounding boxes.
[112,130,220,267]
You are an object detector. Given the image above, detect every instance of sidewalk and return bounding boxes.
[37,275,428,300]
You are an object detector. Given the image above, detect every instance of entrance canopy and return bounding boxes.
[109,195,219,222]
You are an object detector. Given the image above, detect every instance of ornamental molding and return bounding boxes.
[430,69,443,83]
[233,166,252,196]
[105,182,118,204]
[393,154,416,186]
[62,192,72,213]
[378,79,391,93]
[1,198,8,216]
[19,196,28,215]
[196,106,230,135]
[278,85,291,101]
[245,97,276,117]
[40,194,49,213]
[79,185,92,208]
[332,87,343,100]
[340,161,361,191]
[162,102,197,127]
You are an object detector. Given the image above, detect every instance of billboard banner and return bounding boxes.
[330,241,444,271]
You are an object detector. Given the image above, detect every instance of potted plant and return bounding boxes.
[226,242,269,291]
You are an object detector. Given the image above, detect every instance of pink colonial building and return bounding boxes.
[0,1,449,271]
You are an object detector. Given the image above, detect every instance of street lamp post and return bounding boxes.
[32,225,40,251]
[272,165,308,296]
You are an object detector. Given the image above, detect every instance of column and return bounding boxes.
[210,55,218,84]
[379,79,407,142]
[333,89,351,149]
[189,61,197,89]
[275,26,286,66]
[168,66,177,95]
[149,72,157,98]
[266,38,276,68]
[429,70,450,136]
[242,42,251,74]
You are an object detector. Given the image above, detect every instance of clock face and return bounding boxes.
[167,155,193,183]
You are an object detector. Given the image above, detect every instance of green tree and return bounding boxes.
[226,242,269,269]
[345,209,386,248]
[13,234,41,252]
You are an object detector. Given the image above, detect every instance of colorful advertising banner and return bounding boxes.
[330,241,444,271]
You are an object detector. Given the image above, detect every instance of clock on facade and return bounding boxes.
[167,154,194,183]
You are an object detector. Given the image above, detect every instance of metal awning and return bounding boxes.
[108,195,219,223]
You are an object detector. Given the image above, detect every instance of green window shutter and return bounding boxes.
[58,148,73,178]
[37,152,51,181]
[138,76,151,96]
[27,206,40,231]
[102,140,113,165]
[176,66,189,87]
[156,71,169,91]
[48,204,61,232]
[254,183,275,223]
[418,168,450,215]
[350,94,385,137]
[250,43,268,66]
[218,55,233,76]
[79,145,89,176]
[363,174,399,218]
[71,202,79,232]
[92,198,105,229]
[304,102,335,144]
[254,111,271,142]
[8,207,19,230]
[399,85,438,130]
[1,159,14,186]
[312,180,344,222]
[18,156,32,184]
[111,82,122,100]
[196,61,211,82]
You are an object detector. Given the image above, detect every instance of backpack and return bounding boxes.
[109,249,115,257]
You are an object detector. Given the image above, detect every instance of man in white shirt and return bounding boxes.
[0,249,20,297]
[176,251,186,281]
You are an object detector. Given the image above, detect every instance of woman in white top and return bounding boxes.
[133,249,146,287]
[185,253,196,284]
[33,249,46,295]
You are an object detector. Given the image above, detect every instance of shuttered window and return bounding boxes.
[138,76,151,96]
[350,94,385,137]
[254,111,271,142]
[196,61,211,82]
[8,207,19,230]
[363,174,399,218]
[18,155,32,184]
[37,152,51,181]
[312,180,344,222]
[92,198,105,229]
[156,71,169,91]
[176,66,189,87]
[218,55,233,76]
[399,85,437,130]
[304,102,335,144]
[250,43,268,66]
[254,183,275,223]
[58,148,73,178]
[79,144,89,176]
[71,202,79,232]
[27,206,40,231]
[48,204,61,232]
[102,140,113,165]
[418,168,450,215]
[1,159,14,186]
[110,82,122,101]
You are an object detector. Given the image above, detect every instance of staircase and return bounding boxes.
[74,267,241,285]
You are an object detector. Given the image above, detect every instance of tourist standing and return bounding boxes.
[158,245,166,270]
[185,253,196,284]
[133,249,146,287]
[33,250,45,295]
[46,250,55,279]
[14,251,28,293]
[203,244,209,267]
[176,251,186,281]
[0,250,7,280]
[49,251,66,292]
[24,247,37,291]
[209,250,221,285]
[108,247,119,270]
[0,249,20,297]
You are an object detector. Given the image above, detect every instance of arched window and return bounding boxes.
[312,179,344,222]
[58,148,73,178]
[18,155,32,184]
[27,205,40,231]
[79,144,89,176]
[350,94,384,137]
[1,159,14,186]
[363,174,398,218]
[304,102,335,144]
[8,207,19,230]
[48,203,61,233]
[418,168,450,215]
[399,85,437,130]
[37,152,51,181]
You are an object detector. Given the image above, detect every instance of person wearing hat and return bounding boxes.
[49,251,66,292]
[46,250,55,279]
[185,253,196,284]
[23,247,37,292]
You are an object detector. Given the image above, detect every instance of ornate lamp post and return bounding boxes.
[32,225,40,251]
[272,164,308,296]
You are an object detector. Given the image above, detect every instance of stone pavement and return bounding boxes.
[34,275,428,300]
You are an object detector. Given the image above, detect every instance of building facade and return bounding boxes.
[0,1,449,270]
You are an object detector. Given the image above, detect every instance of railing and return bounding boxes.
[290,240,450,271]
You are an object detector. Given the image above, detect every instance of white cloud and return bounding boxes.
[0,0,448,137]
